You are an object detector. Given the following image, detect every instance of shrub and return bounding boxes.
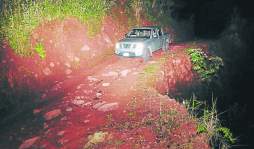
[34,42,46,59]
[184,95,235,148]
[186,48,223,82]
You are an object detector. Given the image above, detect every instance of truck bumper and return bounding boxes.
[115,52,142,58]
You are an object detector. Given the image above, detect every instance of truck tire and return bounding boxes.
[142,48,151,62]
[162,40,169,52]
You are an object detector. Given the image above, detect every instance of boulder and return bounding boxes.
[97,102,119,112]
[19,136,40,149]
[44,109,62,121]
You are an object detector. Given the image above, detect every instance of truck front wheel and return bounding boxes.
[142,48,151,62]
[162,40,169,52]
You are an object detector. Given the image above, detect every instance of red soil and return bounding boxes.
[0,8,210,149]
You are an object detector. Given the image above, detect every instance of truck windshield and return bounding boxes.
[126,29,151,38]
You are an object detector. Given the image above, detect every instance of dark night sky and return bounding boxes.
[172,0,254,38]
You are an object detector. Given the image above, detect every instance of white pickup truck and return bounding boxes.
[115,26,170,61]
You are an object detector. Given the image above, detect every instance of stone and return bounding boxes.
[66,107,72,112]
[72,100,85,106]
[97,102,119,112]
[43,123,48,129]
[102,71,118,77]
[102,83,110,87]
[19,136,40,149]
[43,67,51,76]
[95,92,103,99]
[74,57,80,62]
[49,62,55,68]
[44,109,62,121]
[65,62,71,68]
[65,69,72,75]
[93,101,106,109]
[57,131,65,137]
[81,45,90,52]
[61,116,67,121]
[84,102,92,106]
[120,69,130,77]
[33,109,41,115]
[87,76,98,82]
[83,120,90,124]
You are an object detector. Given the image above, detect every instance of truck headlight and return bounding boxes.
[115,43,120,49]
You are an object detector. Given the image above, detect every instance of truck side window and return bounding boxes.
[153,29,158,38]
[158,29,162,36]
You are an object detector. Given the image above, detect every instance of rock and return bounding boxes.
[84,102,92,106]
[102,83,110,87]
[61,116,67,121]
[132,72,139,75]
[81,45,90,52]
[33,109,41,115]
[83,120,90,124]
[102,71,118,77]
[87,76,99,82]
[74,57,80,62]
[44,109,62,121]
[66,107,72,112]
[93,101,106,109]
[72,99,85,106]
[76,84,85,90]
[173,59,181,64]
[58,138,69,145]
[49,62,55,68]
[65,62,71,68]
[43,67,51,76]
[57,131,65,137]
[43,123,48,129]
[120,69,130,77]
[97,102,119,112]
[66,75,72,78]
[65,69,72,75]
[19,136,40,149]
[95,92,103,99]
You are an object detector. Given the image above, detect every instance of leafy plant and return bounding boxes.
[0,0,112,56]
[186,48,223,82]
[184,95,235,148]
[34,43,46,59]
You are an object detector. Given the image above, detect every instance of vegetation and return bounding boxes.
[184,95,235,149]
[186,48,224,82]
[125,0,174,25]
[34,42,46,59]
[0,0,113,56]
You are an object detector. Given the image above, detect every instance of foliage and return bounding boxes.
[0,0,112,56]
[125,0,174,24]
[184,95,235,149]
[186,48,223,82]
[34,43,46,59]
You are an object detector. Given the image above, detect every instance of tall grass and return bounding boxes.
[0,0,112,56]
[184,95,235,149]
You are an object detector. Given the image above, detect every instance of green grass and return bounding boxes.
[184,95,235,149]
[34,42,46,59]
[0,0,111,56]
